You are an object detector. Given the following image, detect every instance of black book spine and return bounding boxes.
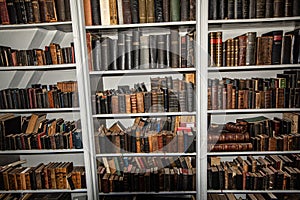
[155,0,163,22]
[211,0,218,19]
[249,0,256,18]
[208,0,214,20]
[219,0,227,20]
[272,31,283,64]
[132,30,140,69]
[91,0,100,25]
[64,0,71,21]
[281,34,292,64]
[24,0,34,23]
[130,0,139,23]
[117,33,126,70]
[242,0,249,19]
[256,0,266,18]
[293,0,300,16]
[227,0,234,19]
[265,0,274,18]
[162,88,169,112]
[109,39,118,70]
[284,0,292,17]
[293,29,300,64]
[234,0,242,19]
[7,0,18,24]
[125,33,133,70]
[180,0,189,21]
[92,37,101,71]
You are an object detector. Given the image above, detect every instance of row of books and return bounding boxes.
[0,193,71,200]
[84,0,196,26]
[0,160,86,191]
[95,116,195,153]
[0,43,75,67]
[0,113,82,151]
[208,115,300,152]
[209,0,300,20]
[94,76,195,114]
[209,29,300,67]
[208,154,300,190]
[208,72,300,110]
[0,0,71,25]
[86,28,195,71]
[97,156,196,192]
[208,193,296,200]
[0,81,79,109]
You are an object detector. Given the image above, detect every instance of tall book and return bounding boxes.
[170,29,179,68]
[130,0,139,23]
[273,0,284,17]
[109,0,118,25]
[116,0,124,24]
[0,0,10,24]
[262,30,283,65]
[140,35,150,69]
[265,0,274,18]
[155,0,163,22]
[180,0,189,21]
[234,0,242,19]
[122,0,132,24]
[138,0,146,23]
[249,0,256,18]
[146,0,155,22]
[100,0,110,25]
[256,0,266,18]
[90,0,100,25]
[246,32,257,66]
[170,0,180,21]
[83,0,92,25]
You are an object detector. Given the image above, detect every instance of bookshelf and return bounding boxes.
[0,1,92,199]
[203,1,300,200]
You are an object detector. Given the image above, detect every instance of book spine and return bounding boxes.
[91,0,100,25]
[157,34,166,68]
[249,0,256,18]
[284,0,292,17]
[242,0,249,19]
[0,0,10,24]
[238,35,247,66]
[146,0,155,22]
[130,0,139,23]
[234,0,242,19]
[122,0,132,24]
[117,0,124,24]
[109,0,118,25]
[170,0,180,21]
[155,0,163,22]
[132,30,140,69]
[272,31,283,64]
[227,0,234,19]
[265,0,274,18]
[100,0,110,25]
[140,35,150,69]
[138,0,146,23]
[273,0,284,17]
[180,0,189,21]
[256,0,266,18]
[117,33,126,70]
[246,32,256,66]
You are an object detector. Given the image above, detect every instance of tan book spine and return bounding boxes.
[136,92,145,113]
[125,94,131,113]
[116,0,124,24]
[138,0,147,23]
[146,0,155,22]
[100,0,111,25]
[83,0,92,25]
[109,0,118,25]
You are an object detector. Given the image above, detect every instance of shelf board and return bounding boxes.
[0,108,80,113]
[86,21,196,30]
[90,68,196,76]
[0,149,84,155]
[208,16,300,24]
[96,152,196,157]
[208,190,300,194]
[99,191,197,195]
[93,112,196,118]
[207,150,300,156]
[207,108,300,114]
[0,64,76,71]
[208,64,300,72]
[0,189,87,193]
[0,21,72,31]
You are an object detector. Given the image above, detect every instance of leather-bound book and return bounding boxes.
[117,33,126,70]
[216,32,223,67]
[111,95,119,114]
[157,34,166,68]
[234,0,242,19]
[274,0,284,17]
[122,0,132,24]
[90,0,100,25]
[284,0,292,17]
[136,92,144,113]
[125,33,133,70]
[16,0,28,24]
[130,0,139,23]
[170,0,180,21]
[227,0,234,19]
[208,32,216,66]
[109,0,118,24]
[242,0,249,19]
[31,0,41,23]
[225,38,234,66]
[64,0,71,21]
[293,0,300,16]
[100,0,110,25]
[256,36,273,65]
[166,33,171,67]
[140,35,150,69]
[101,37,110,71]
[154,0,163,22]
[211,0,218,20]
[138,0,146,23]
[233,38,239,66]
[262,30,283,64]
[246,32,257,66]
[180,34,187,68]
[189,0,196,20]
[186,82,194,112]
[256,0,266,18]
[45,0,57,22]
[149,35,157,68]
[130,93,137,113]
[281,33,293,64]
[7,0,18,24]
[170,29,179,68]
[218,0,227,20]
[118,94,126,113]
[157,91,164,112]
[238,35,247,66]
[0,0,10,24]
[180,0,189,21]
[92,36,101,71]
[293,29,300,64]
[109,39,118,70]
[249,0,256,18]
[146,0,155,22]
[265,0,274,18]
[83,0,92,25]
[132,30,140,69]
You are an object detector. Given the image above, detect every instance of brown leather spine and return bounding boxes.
[83,0,92,26]
[0,0,10,24]
[122,0,132,24]
[136,92,145,113]
[109,0,118,25]
[238,35,247,66]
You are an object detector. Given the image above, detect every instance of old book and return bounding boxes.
[138,0,146,23]
[293,0,300,16]
[256,36,273,65]
[140,35,150,69]
[265,0,274,18]
[15,0,28,24]
[132,30,140,69]
[130,0,139,23]
[170,0,180,21]
[157,34,166,68]
[117,33,126,70]
[0,0,10,24]
[284,0,292,17]
[90,0,100,25]
[227,0,234,19]
[116,0,123,24]
[180,34,188,68]
[109,0,118,24]
[101,37,110,71]
[189,0,196,20]
[238,35,247,66]
[100,0,110,25]
[122,0,131,24]
[83,0,92,25]
[281,33,293,64]
[155,0,163,22]
[234,0,242,19]
[249,0,255,18]
[274,0,284,17]
[262,30,283,64]
[256,0,266,18]
[170,29,179,68]
[180,0,189,21]
[146,0,155,22]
